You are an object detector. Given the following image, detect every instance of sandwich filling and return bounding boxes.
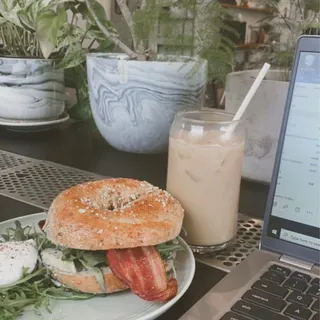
[38,220,185,301]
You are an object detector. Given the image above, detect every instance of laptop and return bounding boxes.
[180,35,320,320]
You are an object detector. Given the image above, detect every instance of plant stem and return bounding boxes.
[80,30,89,45]
[17,28,28,56]
[9,25,17,56]
[297,0,303,19]
[70,13,76,26]
[84,0,138,59]
[87,38,96,50]
[148,1,159,55]
[115,0,144,52]
[0,28,7,53]
[28,31,34,56]
[148,23,158,55]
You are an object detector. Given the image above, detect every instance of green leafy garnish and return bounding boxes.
[1,220,54,251]
[61,248,106,269]
[0,221,185,320]
[0,267,97,320]
[60,248,107,291]
[156,238,186,261]
[0,222,103,320]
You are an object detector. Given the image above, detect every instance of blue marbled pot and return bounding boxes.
[0,58,65,120]
[87,54,207,153]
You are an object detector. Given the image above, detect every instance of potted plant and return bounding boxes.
[0,0,112,121]
[225,0,319,183]
[85,0,236,153]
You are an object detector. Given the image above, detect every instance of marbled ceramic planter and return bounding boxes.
[0,57,65,120]
[87,54,207,153]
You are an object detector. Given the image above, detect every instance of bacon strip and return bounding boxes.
[106,246,178,301]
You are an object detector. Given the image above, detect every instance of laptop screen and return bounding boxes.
[267,51,320,251]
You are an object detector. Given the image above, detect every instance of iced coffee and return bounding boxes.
[167,111,245,253]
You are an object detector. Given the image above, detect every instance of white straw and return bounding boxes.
[224,63,271,135]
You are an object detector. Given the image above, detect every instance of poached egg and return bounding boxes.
[0,239,38,286]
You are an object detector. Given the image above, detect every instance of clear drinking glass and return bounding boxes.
[166,110,245,254]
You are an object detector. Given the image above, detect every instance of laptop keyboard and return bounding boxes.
[220,264,320,320]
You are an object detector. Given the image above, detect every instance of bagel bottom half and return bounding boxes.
[50,266,128,294]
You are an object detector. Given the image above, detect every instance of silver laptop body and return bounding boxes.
[180,35,320,320]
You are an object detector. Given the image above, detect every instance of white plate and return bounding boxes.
[0,112,70,132]
[0,212,195,320]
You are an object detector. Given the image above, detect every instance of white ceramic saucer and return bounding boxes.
[0,112,70,132]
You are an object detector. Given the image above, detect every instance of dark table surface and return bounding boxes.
[0,122,270,320]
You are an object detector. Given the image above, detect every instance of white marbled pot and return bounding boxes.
[0,57,65,120]
[87,54,207,153]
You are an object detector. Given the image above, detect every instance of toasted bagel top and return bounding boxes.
[44,178,184,250]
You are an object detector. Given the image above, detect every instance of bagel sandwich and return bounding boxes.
[39,178,185,302]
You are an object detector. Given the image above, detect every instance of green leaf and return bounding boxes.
[36,8,67,58]
[56,42,86,69]
[17,9,35,31]
[17,0,35,7]
[68,97,93,121]
[156,238,185,260]
[78,0,117,36]
[79,259,105,292]
[60,247,106,268]
[0,221,100,318]
[7,0,19,11]
[17,0,41,31]
[48,0,77,6]
[81,251,106,267]
[54,25,86,52]
[78,0,106,23]
[0,268,46,290]
[92,268,105,292]
[0,17,6,25]
[0,266,96,318]
[0,0,19,12]
[94,39,115,52]
[0,0,23,27]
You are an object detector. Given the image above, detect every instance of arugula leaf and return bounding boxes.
[1,220,53,252]
[79,258,106,292]
[0,267,98,320]
[1,221,31,242]
[81,251,106,266]
[0,222,104,319]
[61,248,107,273]
[156,238,185,261]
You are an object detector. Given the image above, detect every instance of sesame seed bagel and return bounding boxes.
[44,178,184,250]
